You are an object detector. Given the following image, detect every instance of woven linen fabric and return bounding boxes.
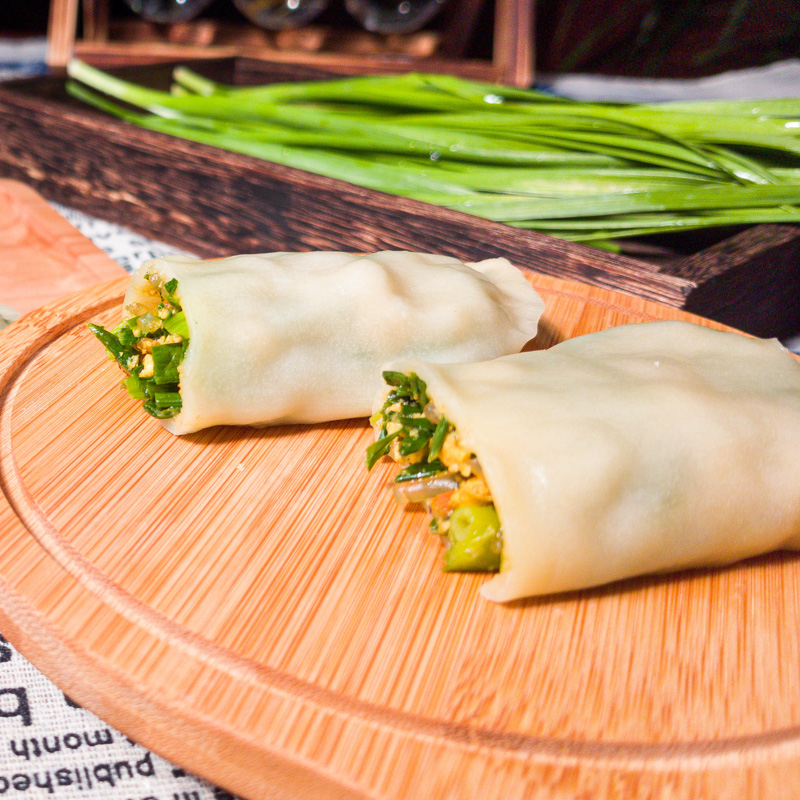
[49,203,193,275]
[0,206,240,799]
[0,37,47,82]
[0,635,238,800]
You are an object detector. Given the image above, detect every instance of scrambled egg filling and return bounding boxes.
[88,274,188,419]
[427,428,492,533]
[368,372,502,572]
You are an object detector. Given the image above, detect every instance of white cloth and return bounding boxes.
[50,203,195,274]
[0,37,47,82]
[0,635,238,799]
[538,58,800,102]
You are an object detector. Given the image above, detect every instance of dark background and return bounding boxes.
[0,0,51,35]
[2,0,799,78]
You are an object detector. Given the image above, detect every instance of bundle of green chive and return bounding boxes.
[66,60,800,251]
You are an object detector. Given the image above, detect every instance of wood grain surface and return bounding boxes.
[0,180,124,315]
[3,228,800,798]
[2,58,799,341]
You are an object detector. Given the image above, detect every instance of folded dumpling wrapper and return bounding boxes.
[123,251,543,434]
[380,321,800,601]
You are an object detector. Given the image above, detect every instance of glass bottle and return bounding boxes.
[123,0,215,23]
[231,0,331,30]
[344,0,447,34]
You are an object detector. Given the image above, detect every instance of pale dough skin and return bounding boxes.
[123,251,544,434]
[381,321,800,602]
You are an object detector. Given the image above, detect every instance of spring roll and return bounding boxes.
[89,250,544,434]
[369,320,800,601]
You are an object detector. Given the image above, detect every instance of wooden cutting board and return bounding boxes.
[0,180,125,315]
[2,181,800,800]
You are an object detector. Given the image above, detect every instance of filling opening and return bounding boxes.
[367,370,502,572]
[88,275,188,419]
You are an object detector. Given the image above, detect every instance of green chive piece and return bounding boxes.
[398,429,433,457]
[113,322,138,347]
[366,429,401,471]
[410,374,429,407]
[382,371,411,388]
[153,390,182,408]
[163,310,190,338]
[122,373,147,399]
[151,344,183,385]
[395,459,446,482]
[87,323,135,367]
[399,413,434,431]
[428,416,449,459]
[143,399,181,418]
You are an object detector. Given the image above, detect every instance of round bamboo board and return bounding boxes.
[1,273,800,800]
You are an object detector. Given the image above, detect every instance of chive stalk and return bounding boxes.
[66,60,800,245]
[163,310,189,338]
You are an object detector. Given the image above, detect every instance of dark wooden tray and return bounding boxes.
[1,57,799,339]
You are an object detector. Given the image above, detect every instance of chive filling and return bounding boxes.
[367,371,501,572]
[89,275,188,419]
